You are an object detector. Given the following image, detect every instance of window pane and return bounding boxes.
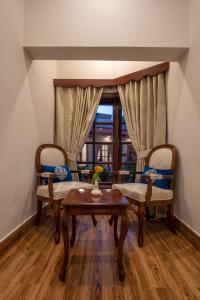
[121,164,136,172]
[95,164,112,182]
[96,105,113,122]
[86,126,93,142]
[77,163,93,181]
[121,124,131,142]
[95,144,113,163]
[121,110,125,123]
[78,144,93,162]
[95,124,113,142]
[120,164,136,183]
[77,163,93,170]
[121,144,136,163]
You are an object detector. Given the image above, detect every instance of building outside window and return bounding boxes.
[77,96,136,184]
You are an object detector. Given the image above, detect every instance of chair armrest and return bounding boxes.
[36,172,54,203]
[143,174,175,202]
[141,174,175,180]
[36,172,54,178]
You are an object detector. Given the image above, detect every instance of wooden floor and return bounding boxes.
[0,209,200,300]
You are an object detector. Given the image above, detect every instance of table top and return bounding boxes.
[62,189,130,207]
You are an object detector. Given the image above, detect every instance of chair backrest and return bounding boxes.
[146,144,177,171]
[35,144,68,172]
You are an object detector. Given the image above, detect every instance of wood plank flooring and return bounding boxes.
[0,209,200,300]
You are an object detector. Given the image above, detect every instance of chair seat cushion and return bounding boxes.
[37,181,93,200]
[112,183,173,202]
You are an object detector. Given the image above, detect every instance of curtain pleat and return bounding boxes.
[118,73,166,174]
[55,86,103,179]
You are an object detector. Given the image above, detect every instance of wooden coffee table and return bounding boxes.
[59,188,130,282]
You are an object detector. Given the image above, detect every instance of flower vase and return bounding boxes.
[91,179,102,197]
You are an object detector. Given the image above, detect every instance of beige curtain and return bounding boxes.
[118,73,166,172]
[55,86,103,177]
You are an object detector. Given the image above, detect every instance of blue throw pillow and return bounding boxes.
[140,166,173,189]
[41,164,72,184]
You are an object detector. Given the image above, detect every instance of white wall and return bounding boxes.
[24,0,188,48]
[57,61,159,79]
[0,0,57,241]
[167,0,200,235]
[24,0,188,61]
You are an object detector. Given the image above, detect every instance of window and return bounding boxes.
[77,96,136,183]
[120,111,137,172]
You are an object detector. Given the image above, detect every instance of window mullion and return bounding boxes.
[93,122,95,169]
[113,100,120,172]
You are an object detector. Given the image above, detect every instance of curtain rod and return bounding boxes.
[53,62,169,88]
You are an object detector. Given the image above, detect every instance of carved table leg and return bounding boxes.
[70,215,76,246]
[54,201,61,244]
[59,212,69,282]
[91,215,97,227]
[114,216,119,247]
[108,215,114,225]
[118,213,129,281]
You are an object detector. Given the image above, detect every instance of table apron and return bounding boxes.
[63,207,128,216]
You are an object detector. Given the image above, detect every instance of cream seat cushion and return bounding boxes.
[37,181,93,200]
[112,183,173,202]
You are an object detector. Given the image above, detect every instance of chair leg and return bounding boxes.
[91,215,97,227]
[35,199,42,225]
[70,215,76,246]
[168,203,176,233]
[114,216,119,247]
[54,201,61,244]
[138,203,145,247]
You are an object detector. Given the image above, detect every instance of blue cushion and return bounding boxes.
[41,164,72,184]
[140,166,173,190]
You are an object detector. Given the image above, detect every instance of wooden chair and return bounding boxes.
[35,144,96,244]
[112,144,177,247]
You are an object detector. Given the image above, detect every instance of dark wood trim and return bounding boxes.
[175,217,200,249]
[35,143,68,173]
[0,205,49,255]
[53,62,169,88]
[94,122,113,125]
[54,79,114,88]
[113,99,120,172]
[87,142,114,145]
